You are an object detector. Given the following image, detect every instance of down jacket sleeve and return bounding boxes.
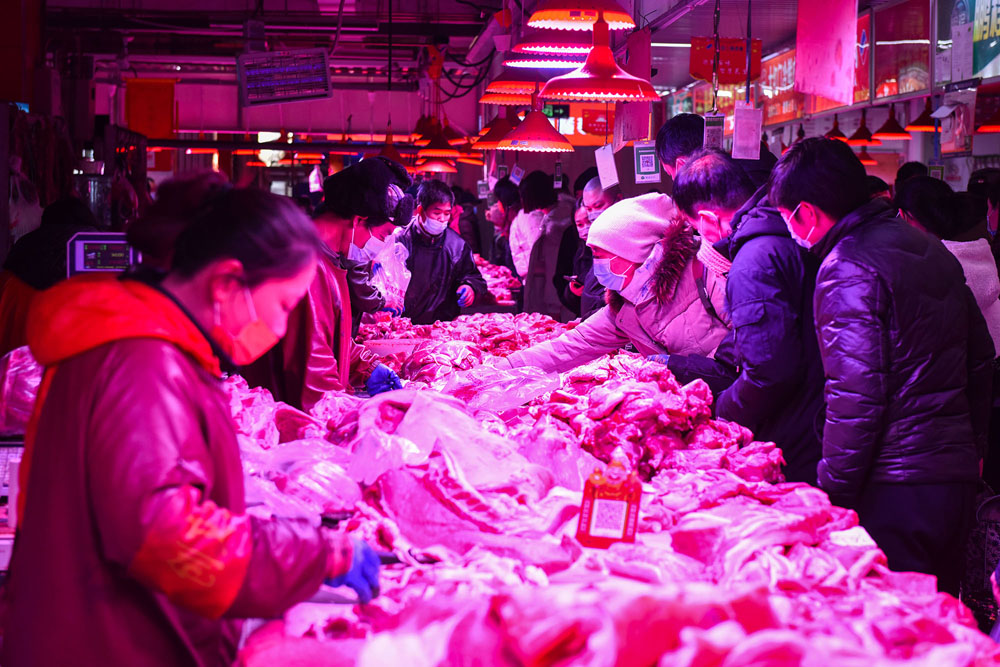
[814,260,890,504]
[86,344,351,621]
[715,244,812,434]
[964,285,995,460]
[503,305,629,373]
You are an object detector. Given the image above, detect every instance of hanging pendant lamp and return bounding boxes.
[441,118,467,146]
[502,54,586,69]
[847,109,882,146]
[528,0,636,31]
[497,91,574,153]
[905,98,937,132]
[513,28,593,56]
[539,14,658,103]
[457,141,486,166]
[872,104,911,141]
[480,91,533,106]
[416,158,458,174]
[487,68,558,94]
[857,147,878,166]
[824,115,848,141]
[417,124,462,159]
[473,108,522,151]
[784,124,806,154]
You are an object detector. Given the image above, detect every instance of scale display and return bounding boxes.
[67,232,138,277]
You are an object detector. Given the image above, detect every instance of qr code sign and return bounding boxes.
[639,154,656,172]
[589,498,627,538]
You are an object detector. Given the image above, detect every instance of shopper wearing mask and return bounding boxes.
[3,188,381,666]
[495,193,729,374]
[397,180,487,324]
[771,138,993,595]
[555,178,620,319]
[660,150,825,485]
[485,176,521,276]
[244,160,405,410]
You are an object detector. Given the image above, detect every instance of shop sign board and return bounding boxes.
[689,37,763,84]
[796,0,860,106]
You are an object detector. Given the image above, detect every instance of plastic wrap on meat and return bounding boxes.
[401,340,484,384]
[0,346,42,435]
[438,365,559,412]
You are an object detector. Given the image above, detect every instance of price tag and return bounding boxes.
[477,179,490,199]
[633,140,661,184]
[703,113,725,150]
[929,165,945,180]
[731,102,763,161]
[595,144,620,189]
[497,164,509,179]
[554,160,564,189]
[510,164,525,185]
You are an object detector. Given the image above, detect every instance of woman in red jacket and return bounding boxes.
[4,187,380,666]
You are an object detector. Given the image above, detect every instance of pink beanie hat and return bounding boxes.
[586,193,679,263]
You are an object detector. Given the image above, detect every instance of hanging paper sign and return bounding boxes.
[703,113,725,149]
[689,37,763,85]
[953,22,975,82]
[582,109,614,136]
[595,144,620,190]
[614,27,655,153]
[554,161,564,189]
[633,140,661,184]
[732,102,763,160]
[510,164,526,185]
[497,164,509,179]
[795,0,858,106]
[477,179,490,199]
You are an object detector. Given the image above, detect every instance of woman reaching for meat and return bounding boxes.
[495,193,734,374]
[3,187,380,666]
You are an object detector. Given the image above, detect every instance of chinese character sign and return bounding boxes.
[795,0,860,106]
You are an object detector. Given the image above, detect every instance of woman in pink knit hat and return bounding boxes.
[496,188,739,374]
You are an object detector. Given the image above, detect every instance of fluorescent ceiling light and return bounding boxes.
[652,42,691,48]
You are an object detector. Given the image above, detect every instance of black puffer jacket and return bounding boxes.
[397,224,487,325]
[812,198,994,504]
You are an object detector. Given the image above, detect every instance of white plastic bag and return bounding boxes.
[371,241,411,313]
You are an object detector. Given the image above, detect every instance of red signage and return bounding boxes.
[582,108,613,135]
[690,37,763,85]
[761,50,803,126]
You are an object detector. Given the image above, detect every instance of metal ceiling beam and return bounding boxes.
[149,138,421,153]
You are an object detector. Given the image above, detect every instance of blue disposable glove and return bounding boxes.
[457,285,475,308]
[325,538,381,604]
[379,306,403,317]
[648,354,670,366]
[366,364,403,396]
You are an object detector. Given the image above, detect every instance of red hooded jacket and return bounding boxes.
[3,276,351,667]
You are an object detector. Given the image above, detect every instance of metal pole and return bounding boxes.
[745,0,751,104]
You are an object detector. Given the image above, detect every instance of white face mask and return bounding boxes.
[782,202,816,249]
[419,215,449,236]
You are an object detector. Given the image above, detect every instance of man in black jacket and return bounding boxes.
[665,149,825,485]
[397,180,487,324]
[770,138,994,595]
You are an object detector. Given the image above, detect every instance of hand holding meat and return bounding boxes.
[325,537,381,604]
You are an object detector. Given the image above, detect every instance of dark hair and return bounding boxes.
[673,149,755,217]
[493,176,521,213]
[371,156,413,190]
[41,196,99,228]
[417,179,455,210]
[520,170,557,213]
[895,176,982,240]
[768,137,869,221]
[127,171,230,269]
[894,161,928,194]
[573,167,599,195]
[171,188,321,286]
[866,175,891,198]
[968,168,1000,206]
[323,158,414,226]
[655,113,705,169]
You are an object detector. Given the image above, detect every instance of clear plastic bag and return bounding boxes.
[0,346,42,435]
[371,242,412,313]
[439,365,560,413]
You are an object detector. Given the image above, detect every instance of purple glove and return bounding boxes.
[457,285,475,308]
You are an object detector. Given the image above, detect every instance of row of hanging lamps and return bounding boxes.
[872,104,911,141]
[846,109,881,146]
[857,147,878,166]
[441,117,467,146]
[539,14,658,102]
[513,27,593,55]
[486,68,552,94]
[417,126,462,158]
[479,91,533,106]
[496,89,575,153]
[416,158,458,173]
[824,115,848,141]
[457,140,486,166]
[527,0,636,31]
[906,98,936,132]
[473,107,522,151]
[503,54,586,69]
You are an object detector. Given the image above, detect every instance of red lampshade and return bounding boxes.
[857,147,878,166]
[480,91,533,106]
[824,115,848,142]
[486,69,555,94]
[872,104,912,141]
[905,98,937,132]
[513,28,593,55]
[416,158,458,174]
[442,120,467,146]
[417,126,462,159]
[847,109,882,146]
[528,0,636,31]
[457,142,486,166]
[502,54,586,69]
[413,114,434,139]
[539,16,658,103]
[496,103,574,153]
[977,107,1000,133]
[472,108,522,150]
